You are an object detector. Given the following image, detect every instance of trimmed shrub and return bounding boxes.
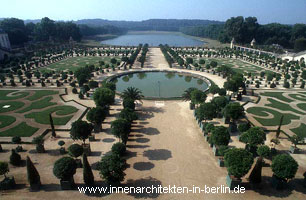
[111,142,126,156]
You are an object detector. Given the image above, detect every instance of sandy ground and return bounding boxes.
[1,48,305,199]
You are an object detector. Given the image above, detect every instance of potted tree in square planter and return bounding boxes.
[0,161,16,190]
[70,120,93,156]
[68,144,84,168]
[224,148,253,189]
[86,106,108,133]
[32,136,45,153]
[53,157,77,190]
[271,154,298,190]
[217,146,229,167]
[58,140,66,154]
[210,126,230,155]
[223,103,244,132]
[12,136,23,152]
[289,135,302,154]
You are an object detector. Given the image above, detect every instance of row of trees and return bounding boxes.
[181,16,306,51]
[0,17,82,46]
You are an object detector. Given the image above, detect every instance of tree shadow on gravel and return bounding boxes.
[143,149,172,161]
[135,127,160,136]
[133,162,155,171]
[125,177,162,199]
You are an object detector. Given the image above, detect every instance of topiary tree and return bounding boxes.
[223,102,244,123]
[86,106,108,132]
[240,127,266,155]
[191,89,207,107]
[49,113,56,138]
[32,135,45,153]
[0,161,9,178]
[238,122,250,133]
[68,144,84,159]
[210,126,230,146]
[111,142,126,156]
[196,102,216,122]
[58,140,66,154]
[26,156,41,190]
[98,153,127,186]
[83,153,94,186]
[53,157,77,187]
[224,148,254,179]
[182,87,197,101]
[119,108,138,123]
[257,145,271,160]
[271,154,298,182]
[10,149,21,166]
[93,87,115,107]
[111,119,131,144]
[123,98,135,111]
[70,120,93,145]
[211,96,228,116]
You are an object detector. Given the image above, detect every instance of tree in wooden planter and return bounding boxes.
[224,148,253,189]
[223,103,244,133]
[123,98,135,111]
[111,118,131,144]
[53,157,77,190]
[83,154,94,187]
[190,89,207,108]
[26,156,41,191]
[68,144,84,168]
[217,145,229,167]
[86,106,108,133]
[196,102,216,122]
[93,87,115,107]
[32,136,45,153]
[10,149,21,166]
[0,161,15,190]
[70,120,93,145]
[249,145,271,184]
[58,140,66,154]
[211,96,228,118]
[271,154,298,190]
[210,126,231,147]
[289,135,303,154]
[12,136,23,152]
[98,153,127,187]
[111,142,126,156]
[119,108,138,124]
[239,127,266,156]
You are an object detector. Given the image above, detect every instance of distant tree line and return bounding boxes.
[78,24,127,37]
[180,16,306,51]
[0,17,82,46]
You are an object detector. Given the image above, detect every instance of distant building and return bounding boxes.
[0,28,11,60]
[281,50,306,62]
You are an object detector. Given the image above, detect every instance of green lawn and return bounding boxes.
[266,98,305,115]
[17,96,57,113]
[25,105,78,125]
[26,90,59,101]
[0,122,39,137]
[39,56,121,73]
[260,92,293,103]
[0,101,25,113]
[297,103,306,111]
[247,107,300,126]
[0,90,29,100]
[291,123,306,138]
[288,93,306,102]
[0,115,16,128]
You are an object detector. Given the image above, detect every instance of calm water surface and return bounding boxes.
[114,72,209,98]
[101,32,204,47]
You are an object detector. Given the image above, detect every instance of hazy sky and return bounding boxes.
[1,0,306,24]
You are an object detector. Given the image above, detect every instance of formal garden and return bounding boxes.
[0,44,305,199]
